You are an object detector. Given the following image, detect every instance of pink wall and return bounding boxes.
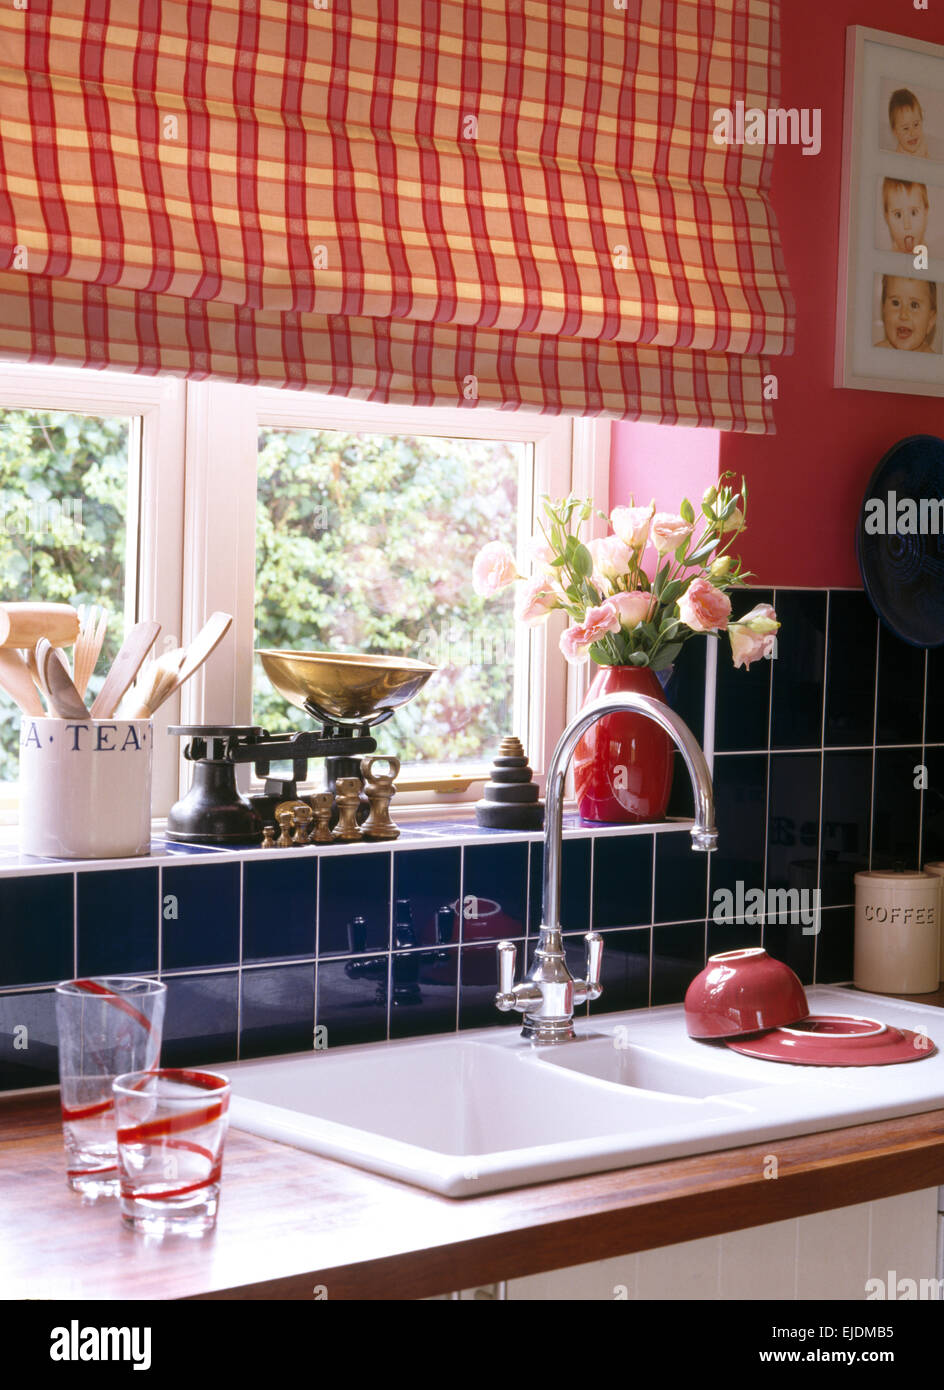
[611,0,944,590]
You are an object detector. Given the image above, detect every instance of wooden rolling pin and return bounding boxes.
[0,602,79,649]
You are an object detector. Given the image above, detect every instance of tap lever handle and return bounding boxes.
[496,940,517,1010]
[584,931,603,1001]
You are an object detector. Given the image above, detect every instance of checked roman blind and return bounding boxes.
[0,0,793,431]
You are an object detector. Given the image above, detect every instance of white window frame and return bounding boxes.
[0,363,610,821]
[0,363,186,817]
[182,384,610,813]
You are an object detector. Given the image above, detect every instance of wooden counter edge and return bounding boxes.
[186,1106,944,1301]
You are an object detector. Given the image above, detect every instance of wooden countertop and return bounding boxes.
[4,1084,944,1301]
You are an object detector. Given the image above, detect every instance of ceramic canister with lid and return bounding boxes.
[922,862,944,982]
[854,870,940,994]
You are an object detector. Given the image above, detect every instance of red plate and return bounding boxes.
[725,1013,936,1066]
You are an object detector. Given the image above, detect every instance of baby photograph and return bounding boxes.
[872,272,942,353]
[879,78,944,160]
[874,175,944,256]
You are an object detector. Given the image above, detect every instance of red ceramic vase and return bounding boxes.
[572,665,674,824]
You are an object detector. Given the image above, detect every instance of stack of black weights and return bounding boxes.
[475,735,544,830]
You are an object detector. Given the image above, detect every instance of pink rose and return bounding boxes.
[678,577,732,633]
[588,534,632,582]
[610,503,654,550]
[609,590,655,630]
[729,603,779,669]
[472,541,519,597]
[650,512,695,555]
[559,601,621,664]
[515,574,558,626]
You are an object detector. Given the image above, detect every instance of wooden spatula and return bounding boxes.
[0,648,45,715]
[0,602,79,649]
[138,612,233,716]
[89,621,161,718]
[35,638,90,719]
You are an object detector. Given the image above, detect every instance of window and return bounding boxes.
[0,365,608,820]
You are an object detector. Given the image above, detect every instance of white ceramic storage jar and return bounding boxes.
[854,870,940,994]
[922,862,944,983]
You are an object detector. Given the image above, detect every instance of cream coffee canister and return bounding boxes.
[922,862,944,982]
[19,717,152,859]
[854,871,940,994]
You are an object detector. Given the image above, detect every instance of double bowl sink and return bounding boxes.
[226,987,944,1197]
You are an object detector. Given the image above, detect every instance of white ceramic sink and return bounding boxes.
[226,987,944,1197]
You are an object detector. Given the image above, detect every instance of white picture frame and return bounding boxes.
[836,26,944,396]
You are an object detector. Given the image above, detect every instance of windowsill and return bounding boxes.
[0,809,697,876]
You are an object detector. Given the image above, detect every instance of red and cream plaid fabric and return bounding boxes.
[0,0,793,430]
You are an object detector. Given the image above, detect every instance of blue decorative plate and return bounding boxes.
[856,434,944,648]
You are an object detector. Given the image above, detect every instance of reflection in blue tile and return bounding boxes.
[530,838,592,932]
[593,833,652,929]
[922,746,944,863]
[824,592,876,747]
[458,942,523,1030]
[770,590,826,749]
[926,647,944,743]
[0,988,59,1089]
[766,753,821,892]
[872,747,922,872]
[820,751,872,905]
[815,906,855,984]
[876,626,925,746]
[651,922,706,1006]
[0,873,73,987]
[463,841,527,943]
[316,956,387,1049]
[706,917,763,959]
[77,868,158,977]
[392,847,460,947]
[654,832,707,924]
[389,949,458,1040]
[243,857,317,962]
[714,590,773,752]
[240,964,315,1059]
[318,850,390,956]
[590,928,650,1013]
[709,755,767,899]
[160,971,238,1068]
[763,915,815,986]
[664,634,708,747]
[161,862,240,970]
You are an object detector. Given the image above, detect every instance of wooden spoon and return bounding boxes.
[137,612,233,717]
[0,648,45,715]
[35,638,89,719]
[89,621,161,718]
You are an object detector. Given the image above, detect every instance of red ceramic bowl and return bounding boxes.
[684,947,809,1039]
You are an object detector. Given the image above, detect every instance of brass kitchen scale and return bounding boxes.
[165,650,436,845]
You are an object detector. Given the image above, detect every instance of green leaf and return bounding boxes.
[661,579,684,606]
[649,642,683,671]
[680,497,695,524]
[572,542,593,578]
[628,650,650,666]
[652,561,670,598]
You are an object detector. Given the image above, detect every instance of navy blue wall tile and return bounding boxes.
[530,837,591,932]
[664,636,707,745]
[767,753,821,892]
[389,949,458,1040]
[160,971,238,1068]
[0,873,72,987]
[593,833,652,929]
[815,906,855,984]
[0,988,59,1089]
[926,647,944,743]
[463,841,527,942]
[709,755,768,898]
[651,922,706,1006]
[821,751,872,904]
[243,857,317,962]
[714,590,773,752]
[161,862,239,971]
[393,847,460,947]
[824,592,877,746]
[654,831,708,924]
[318,850,390,956]
[876,626,925,745]
[665,749,695,819]
[872,747,922,872]
[459,942,523,1031]
[922,746,944,863]
[706,917,763,957]
[77,868,158,977]
[770,590,826,749]
[763,915,815,985]
[317,956,387,1048]
[240,964,314,1060]
[590,927,650,1013]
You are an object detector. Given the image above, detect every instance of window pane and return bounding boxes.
[254,428,525,767]
[0,410,133,782]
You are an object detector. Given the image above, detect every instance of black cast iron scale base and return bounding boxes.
[166,708,390,845]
